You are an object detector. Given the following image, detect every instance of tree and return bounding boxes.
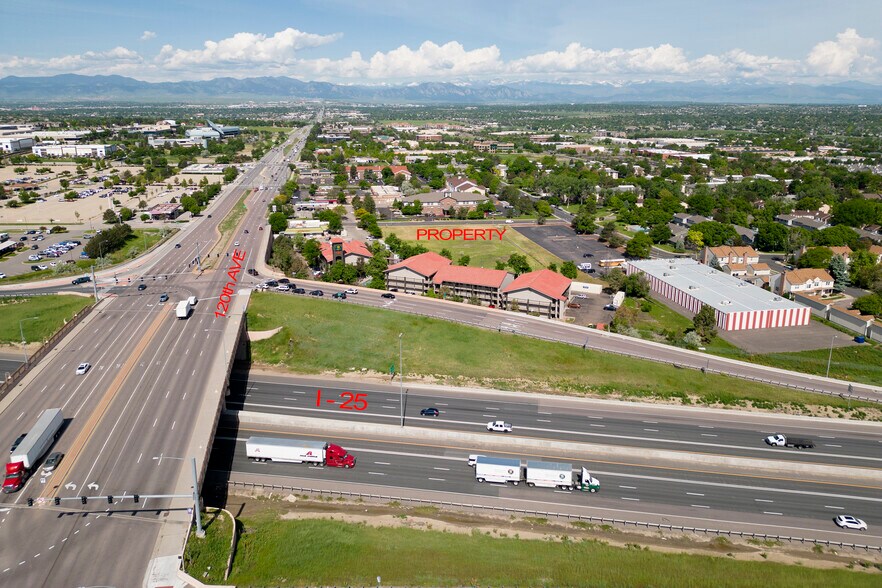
[140,213,150,221]
[103,209,119,224]
[685,229,704,250]
[755,222,789,252]
[797,246,833,269]
[814,225,860,249]
[648,223,672,244]
[571,208,596,234]
[605,268,626,292]
[300,239,322,267]
[323,261,359,284]
[852,293,882,317]
[439,248,453,260]
[692,304,718,343]
[119,207,134,222]
[268,211,288,233]
[625,233,653,259]
[457,254,470,266]
[828,254,850,290]
[849,249,878,287]
[560,260,578,279]
[535,199,552,222]
[507,253,531,276]
[599,221,617,242]
[623,273,650,298]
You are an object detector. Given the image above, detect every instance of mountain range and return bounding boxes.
[1,74,881,104]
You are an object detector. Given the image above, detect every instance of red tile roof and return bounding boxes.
[502,269,571,301]
[385,251,451,278]
[432,265,511,288]
[320,238,373,263]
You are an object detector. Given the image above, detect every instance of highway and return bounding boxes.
[0,126,311,586]
[209,424,882,545]
[226,374,882,467]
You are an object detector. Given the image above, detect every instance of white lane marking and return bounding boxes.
[642,421,658,424]
[137,453,142,464]
[482,414,496,418]
[698,425,714,429]
[825,505,844,510]
[587,416,603,420]
[687,492,704,496]
[621,497,640,501]
[374,462,391,465]
[819,436,836,439]
[825,444,842,448]
[165,390,170,399]
[16,412,23,421]
[764,512,783,516]
[691,505,710,509]
[48,546,54,550]
[385,398,398,402]
[382,406,396,409]
[590,424,605,428]
[485,407,500,410]
[538,411,553,415]
[619,486,637,490]
[171,421,176,430]
[701,434,718,437]
[368,472,386,476]
[307,466,323,470]
[34,554,39,558]
[182,392,187,401]
[152,418,157,428]
[755,499,774,503]
[283,398,300,402]
[85,522,91,527]
[192,370,196,376]
[74,530,79,535]
[644,428,658,432]
[436,403,448,406]
[537,419,551,423]
[428,478,446,482]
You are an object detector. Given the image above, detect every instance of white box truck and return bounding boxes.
[525,460,575,490]
[175,299,192,319]
[474,456,522,485]
[245,436,355,468]
[3,408,64,493]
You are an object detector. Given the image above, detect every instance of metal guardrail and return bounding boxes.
[334,296,881,405]
[227,480,882,553]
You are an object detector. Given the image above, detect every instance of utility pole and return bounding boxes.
[399,333,404,427]
[195,242,203,272]
[192,457,204,537]
[90,265,98,302]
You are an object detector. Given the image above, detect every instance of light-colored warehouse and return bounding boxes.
[625,258,810,331]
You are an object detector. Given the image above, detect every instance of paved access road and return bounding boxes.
[227,373,882,467]
[0,128,310,587]
[210,424,882,545]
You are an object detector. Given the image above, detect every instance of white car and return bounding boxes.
[486,420,513,433]
[233,241,240,247]
[834,515,867,531]
[37,264,48,270]
[28,254,42,261]
[49,262,57,267]
[573,294,588,299]
[75,362,91,375]
[276,284,291,292]
[345,288,359,295]
[0,273,6,279]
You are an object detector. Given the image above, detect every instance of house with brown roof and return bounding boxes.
[385,252,452,294]
[780,268,835,297]
[355,165,411,181]
[701,245,769,282]
[432,266,515,306]
[501,269,572,319]
[319,237,373,269]
[868,244,882,264]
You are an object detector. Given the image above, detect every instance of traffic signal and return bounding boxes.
[54,497,61,506]
[133,494,140,503]
[26,498,33,507]
[107,496,113,504]
[80,496,87,504]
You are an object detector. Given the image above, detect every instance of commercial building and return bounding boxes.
[0,137,35,154]
[474,141,514,153]
[319,237,373,268]
[31,144,119,158]
[354,165,411,181]
[626,258,810,331]
[185,120,240,141]
[147,203,182,220]
[502,269,572,319]
[400,190,492,216]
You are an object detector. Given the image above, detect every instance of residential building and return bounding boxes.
[445,176,486,195]
[431,266,514,306]
[400,190,492,216]
[501,269,572,319]
[354,165,411,181]
[32,144,119,158]
[672,213,713,226]
[385,252,452,294]
[780,268,835,297]
[626,258,810,331]
[319,237,373,269]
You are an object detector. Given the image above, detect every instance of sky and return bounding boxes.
[2,0,882,85]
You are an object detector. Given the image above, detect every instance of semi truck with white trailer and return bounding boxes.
[245,437,356,468]
[525,461,600,492]
[175,299,193,319]
[474,456,522,485]
[3,408,64,493]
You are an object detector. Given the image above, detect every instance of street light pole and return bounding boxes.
[826,334,836,378]
[399,332,404,427]
[19,317,38,363]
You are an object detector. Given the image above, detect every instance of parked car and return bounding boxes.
[278,278,290,284]
[567,302,582,309]
[420,407,440,417]
[834,515,868,531]
[159,293,169,302]
[486,420,513,433]
[233,241,240,247]
[0,273,6,279]
[37,264,48,270]
[75,362,91,375]
[381,293,396,299]
[582,253,594,258]
[276,284,291,292]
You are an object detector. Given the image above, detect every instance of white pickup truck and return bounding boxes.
[486,420,513,433]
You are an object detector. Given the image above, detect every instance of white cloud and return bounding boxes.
[509,43,691,76]
[807,28,878,76]
[141,31,156,41]
[155,27,340,70]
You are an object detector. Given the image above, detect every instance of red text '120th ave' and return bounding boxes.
[215,248,246,318]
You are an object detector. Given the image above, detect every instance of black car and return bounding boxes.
[278,278,290,284]
[582,253,594,258]
[332,292,347,299]
[10,433,26,454]
[420,407,440,417]
[19,236,27,242]
[175,243,182,248]
[247,268,259,276]
[309,289,324,297]
[31,265,40,271]
[207,214,212,218]
[159,293,169,302]
[244,229,249,234]
[137,283,147,291]
[265,280,279,288]
[292,287,306,294]
[381,292,396,299]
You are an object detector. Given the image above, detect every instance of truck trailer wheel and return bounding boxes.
[477,477,485,483]
[527,482,535,488]
[511,481,518,486]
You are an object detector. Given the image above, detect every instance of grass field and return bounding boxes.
[383,224,593,280]
[248,294,871,412]
[188,514,881,588]
[0,295,92,344]
[183,509,233,585]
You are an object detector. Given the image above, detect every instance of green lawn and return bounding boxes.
[384,224,594,281]
[623,297,740,355]
[190,514,881,588]
[0,295,92,344]
[183,509,234,585]
[247,294,869,411]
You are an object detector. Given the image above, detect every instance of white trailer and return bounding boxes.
[474,456,522,485]
[175,299,192,319]
[11,408,63,469]
[246,437,326,464]
[611,291,625,309]
[525,460,574,490]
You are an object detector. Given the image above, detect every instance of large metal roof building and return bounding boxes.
[626,258,810,331]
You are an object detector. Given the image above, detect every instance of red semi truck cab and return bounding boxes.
[325,443,356,468]
[2,462,26,494]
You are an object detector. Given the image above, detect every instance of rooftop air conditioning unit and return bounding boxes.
[720,300,732,305]
[663,272,671,276]
[688,285,698,290]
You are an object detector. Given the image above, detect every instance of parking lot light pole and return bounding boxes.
[399,333,404,427]
[19,316,39,362]
[826,335,837,378]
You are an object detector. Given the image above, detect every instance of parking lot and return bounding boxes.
[0,230,91,278]
[513,224,623,268]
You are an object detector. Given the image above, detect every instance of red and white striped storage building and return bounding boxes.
[626,259,810,331]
